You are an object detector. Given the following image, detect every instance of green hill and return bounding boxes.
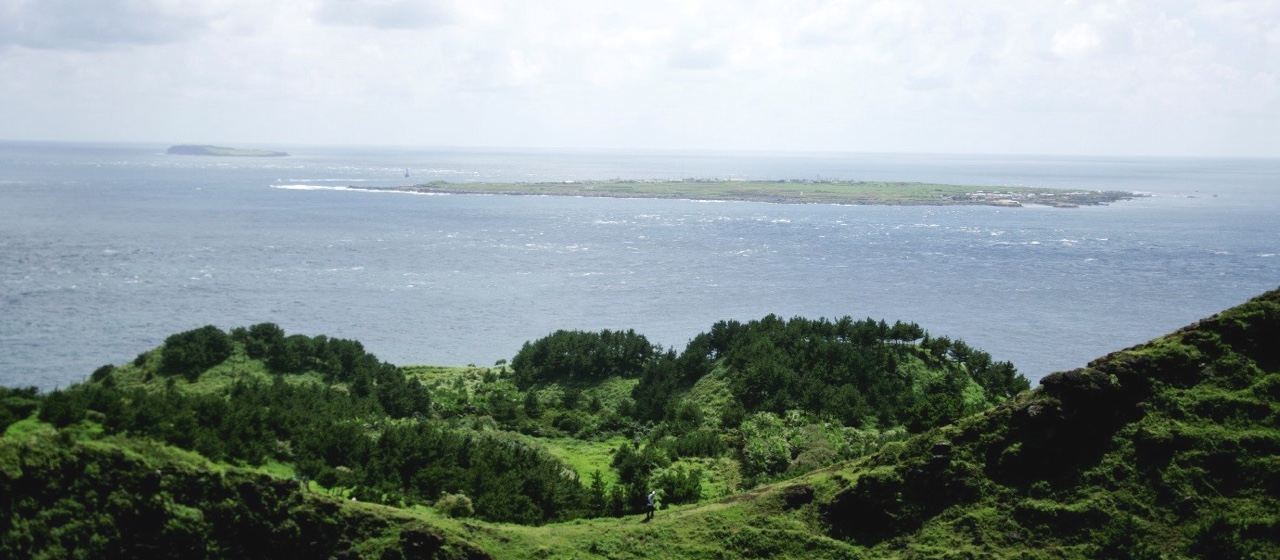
[3,289,1278,558]
[166,144,289,157]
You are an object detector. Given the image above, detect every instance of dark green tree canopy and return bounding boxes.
[160,325,233,380]
[511,329,657,388]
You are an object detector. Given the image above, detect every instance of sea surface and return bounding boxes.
[2,142,1278,391]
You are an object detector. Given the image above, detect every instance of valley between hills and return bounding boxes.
[2,290,1277,558]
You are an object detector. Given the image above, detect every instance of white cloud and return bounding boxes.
[0,1,1277,156]
[669,43,727,70]
[1052,23,1104,58]
[0,0,214,50]
[312,0,454,29]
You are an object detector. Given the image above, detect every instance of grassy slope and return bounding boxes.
[456,287,1280,558]
[4,289,1277,558]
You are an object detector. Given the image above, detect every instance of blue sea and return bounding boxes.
[2,142,1278,391]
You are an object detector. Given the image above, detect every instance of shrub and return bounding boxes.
[651,466,702,506]
[434,493,475,518]
[90,364,115,383]
[0,386,40,433]
[552,411,590,436]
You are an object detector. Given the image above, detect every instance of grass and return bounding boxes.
[357,179,1138,207]
[539,435,630,486]
[8,290,1277,558]
[110,346,328,395]
[402,364,494,389]
[2,415,53,440]
[423,486,847,560]
[680,368,735,425]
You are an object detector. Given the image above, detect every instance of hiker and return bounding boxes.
[645,490,656,520]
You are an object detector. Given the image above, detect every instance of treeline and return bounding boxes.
[0,433,487,559]
[507,315,1029,494]
[36,377,593,524]
[703,315,1027,429]
[513,315,1028,431]
[8,316,1030,525]
[154,323,431,417]
[510,329,655,388]
[36,324,593,524]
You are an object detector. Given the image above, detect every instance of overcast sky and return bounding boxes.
[1,0,1277,156]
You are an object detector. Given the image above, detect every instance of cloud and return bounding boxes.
[0,0,211,50]
[905,71,951,91]
[1051,23,1103,59]
[669,43,727,70]
[313,0,453,30]
[0,1,1277,155]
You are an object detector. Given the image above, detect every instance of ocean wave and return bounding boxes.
[272,184,355,191]
[270,184,450,196]
[281,178,370,183]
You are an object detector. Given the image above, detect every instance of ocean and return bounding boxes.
[2,141,1277,391]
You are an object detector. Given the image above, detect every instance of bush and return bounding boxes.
[90,364,115,383]
[738,412,792,479]
[0,386,40,433]
[434,493,475,518]
[552,411,589,435]
[651,466,702,506]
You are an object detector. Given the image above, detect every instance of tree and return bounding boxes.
[267,334,315,374]
[584,471,609,518]
[232,322,285,359]
[511,329,657,388]
[161,325,233,380]
[523,390,542,419]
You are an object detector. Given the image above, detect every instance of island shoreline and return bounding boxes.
[343,180,1143,208]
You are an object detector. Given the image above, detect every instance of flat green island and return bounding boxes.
[353,179,1140,207]
[167,144,289,157]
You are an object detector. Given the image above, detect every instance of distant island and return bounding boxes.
[348,179,1142,207]
[166,144,289,157]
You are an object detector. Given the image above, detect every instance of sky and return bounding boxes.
[1,0,1277,157]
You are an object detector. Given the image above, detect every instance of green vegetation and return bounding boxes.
[3,288,1279,558]
[161,325,234,380]
[356,179,1140,207]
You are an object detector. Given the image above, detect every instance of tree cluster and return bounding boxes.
[632,315,1028,433]
[510,329,655,389]
[14,316,1031,525]
[161,325,233,380]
